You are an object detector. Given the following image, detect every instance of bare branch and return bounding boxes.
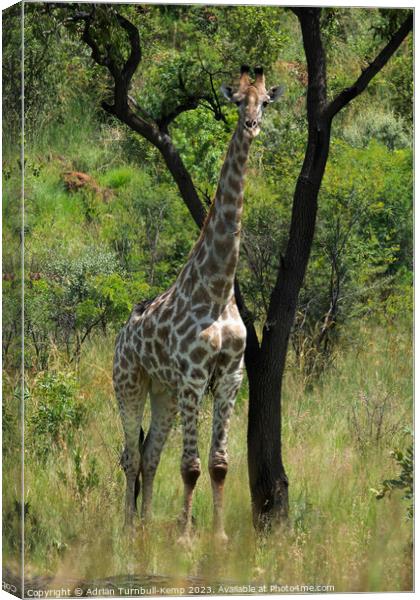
[197,52,228,123]
[156,97,200,132]
[127,95,155,123]
[324,13,413,121]
[116,12,142,85]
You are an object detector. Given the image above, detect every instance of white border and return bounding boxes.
[0,2,416,600]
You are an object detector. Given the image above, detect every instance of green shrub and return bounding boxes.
[372,429,413,519]
[34,248,124,361]
[100,166,135,189]
[30,372,86,459]
[348,387,404,453]
[2,279,21,368]
[2,383,26,456]
[343,108,411,151]
[58,446,100,505]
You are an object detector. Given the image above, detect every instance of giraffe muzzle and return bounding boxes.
[245,119,258,130]
[244,120,261,138]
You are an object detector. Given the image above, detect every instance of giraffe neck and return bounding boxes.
[178,123,252,306]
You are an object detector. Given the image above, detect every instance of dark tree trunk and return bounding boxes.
[247,119,332,528]
[246,141,331,526]
[246,8,412,528]
[247,348,289,527]
[246,8,330,527]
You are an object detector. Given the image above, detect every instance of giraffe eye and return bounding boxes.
[235,100,241,106]
[262,101,268,108]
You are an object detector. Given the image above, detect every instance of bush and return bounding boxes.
[372,429,413,519]
[25,248,126,364]
[288,139,412,379]
[343,108,411,151]
[348,387,404,453]
[59,446,100,506]
[29,371,86,459]
[99,166,135,189]
[2,279,21,367]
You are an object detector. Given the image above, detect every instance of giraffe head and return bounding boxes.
[221,65,284,138]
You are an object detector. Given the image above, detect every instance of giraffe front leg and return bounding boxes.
[178,390,202,544]
[209,362,243,543]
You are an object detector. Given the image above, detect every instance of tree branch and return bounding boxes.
[156,97,200,132]
[80,11,112,69]
[324,13,413,121]
[197,57,228,123]
[116,12,142,86]
[156,64,227,132]
[71,8,207,225]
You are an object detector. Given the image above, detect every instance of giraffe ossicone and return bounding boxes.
[113,65,284,541]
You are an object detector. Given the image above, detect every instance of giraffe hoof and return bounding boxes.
[177,514,197,529]
[177,533,193,549]
[214,530,229,546]
[124,514,136,531]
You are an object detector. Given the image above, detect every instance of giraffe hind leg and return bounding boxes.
[114,362,149,528]
[140,379,177,522]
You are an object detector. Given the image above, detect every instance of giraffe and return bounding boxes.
[113,66,284,542]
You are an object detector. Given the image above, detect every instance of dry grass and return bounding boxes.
[3,321,413,592]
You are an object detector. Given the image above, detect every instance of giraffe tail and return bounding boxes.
[139,427,145,449]
[134,427,146,509]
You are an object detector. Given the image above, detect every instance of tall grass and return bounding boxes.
[3,319,412,591]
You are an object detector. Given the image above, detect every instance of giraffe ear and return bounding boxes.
[268,84,285,103]
[221,84,234,102]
